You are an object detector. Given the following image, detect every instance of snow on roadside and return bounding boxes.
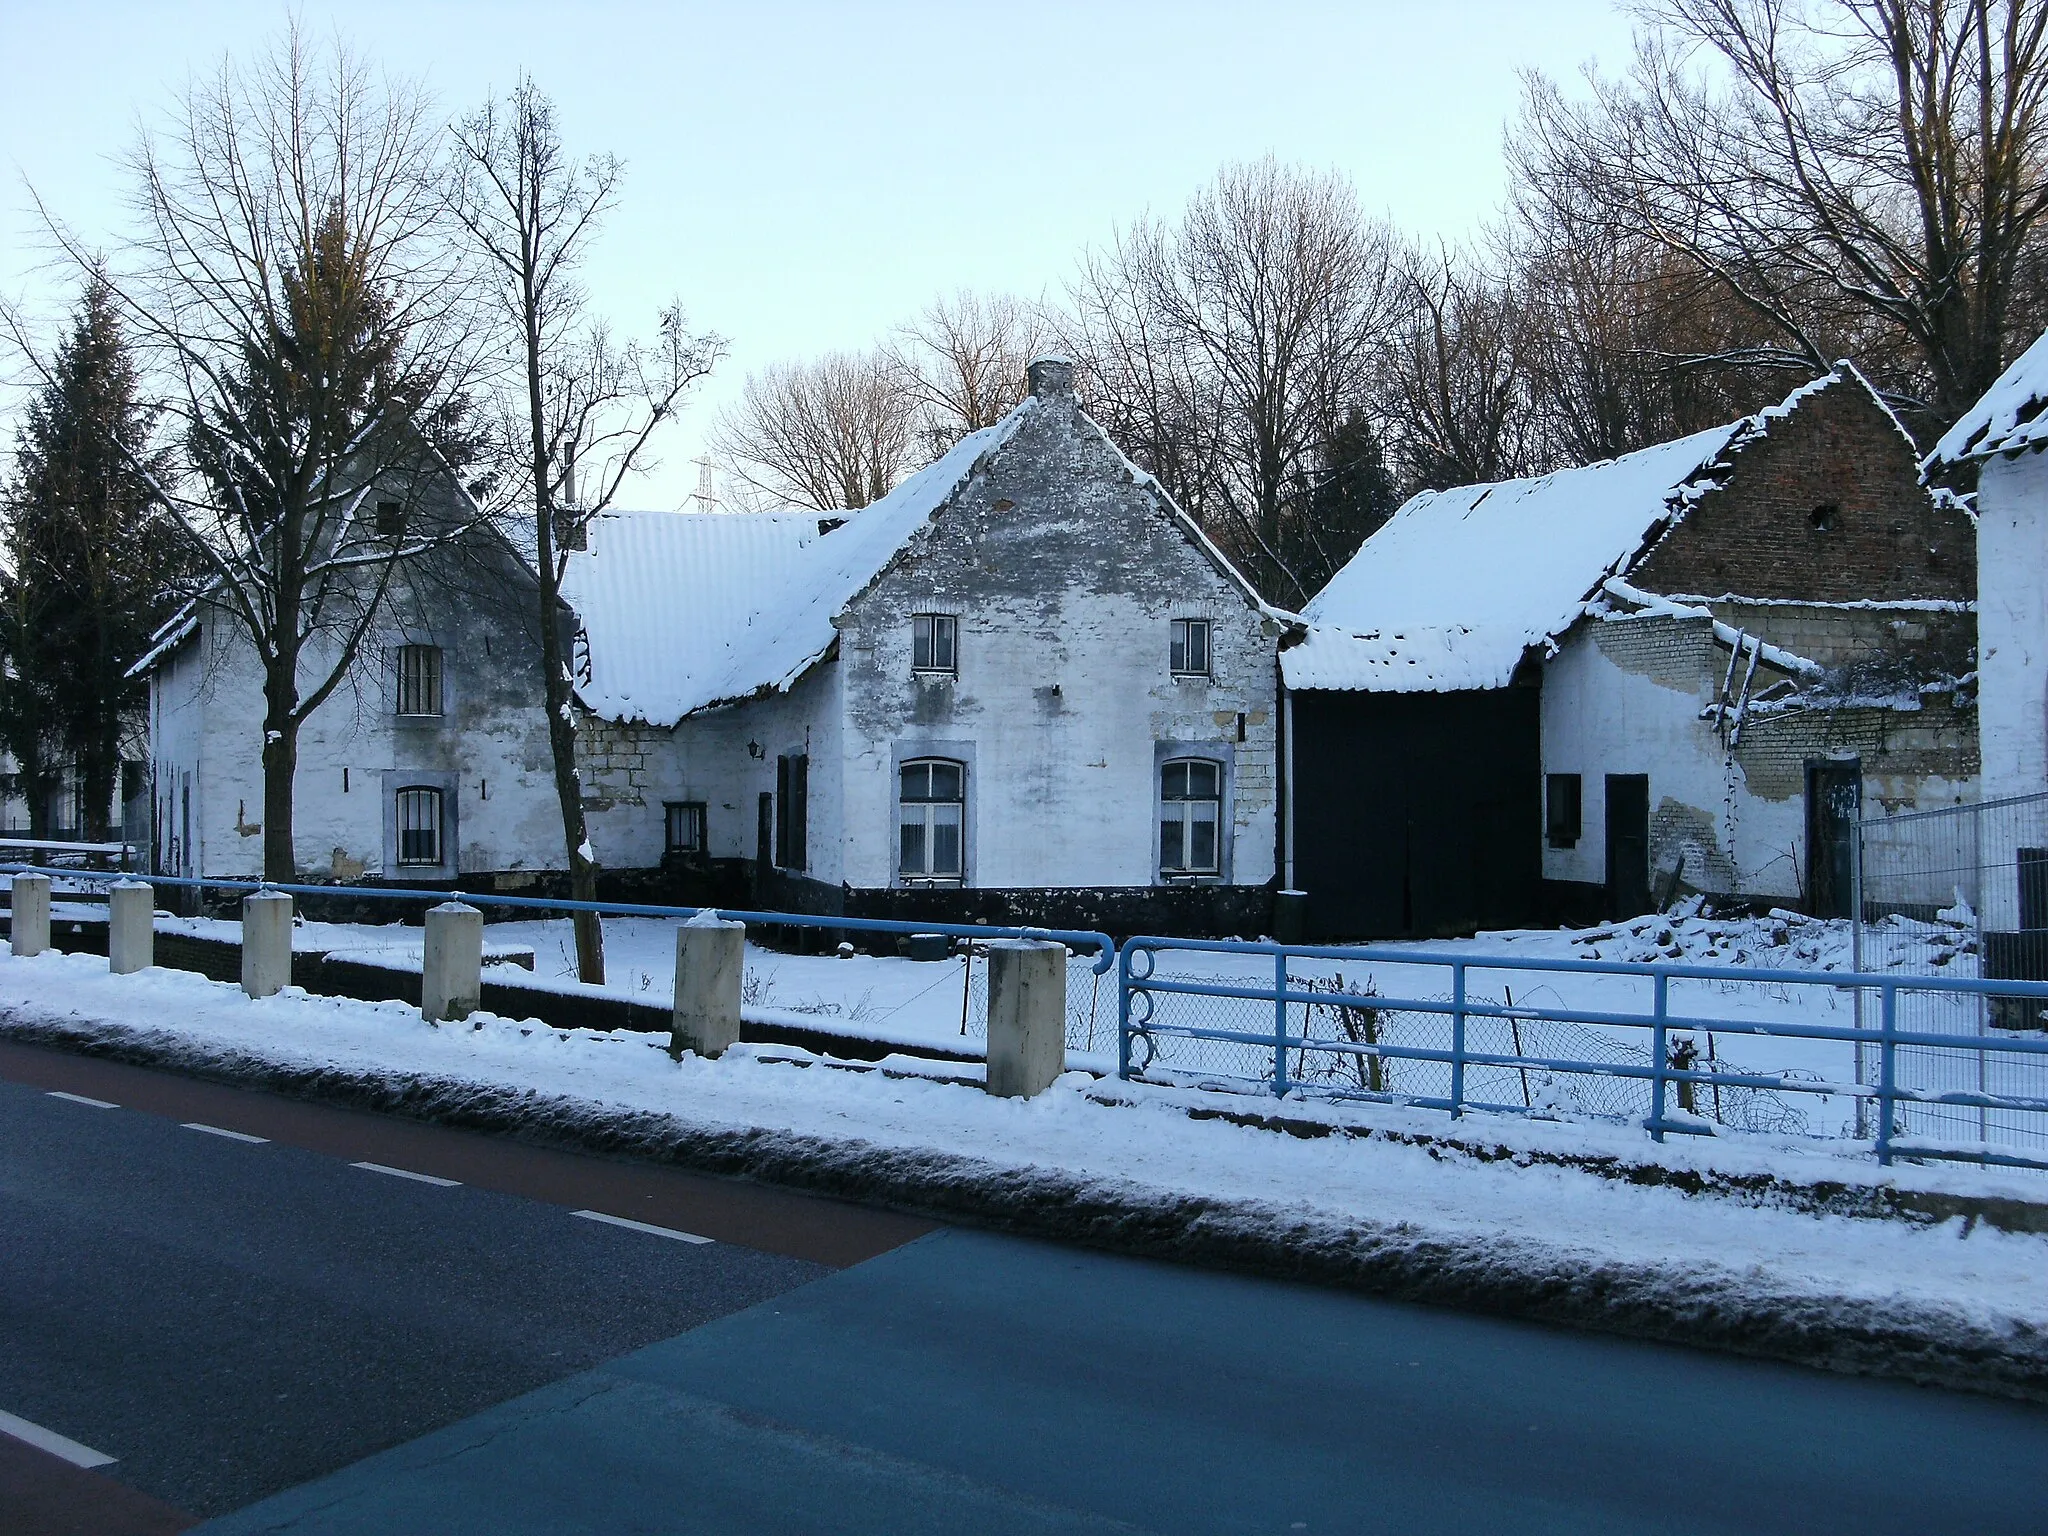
[2,947,2044,1363]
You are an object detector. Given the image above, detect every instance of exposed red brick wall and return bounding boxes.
[1629,378,1975,601]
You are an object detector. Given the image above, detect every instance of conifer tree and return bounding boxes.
[1,273,188,840]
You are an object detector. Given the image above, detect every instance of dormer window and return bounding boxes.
[1170,618,1211,678]
[913,613,957,675]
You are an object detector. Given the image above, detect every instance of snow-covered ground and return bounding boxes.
[119,900,2048,1156]
[1,946,2044,1397]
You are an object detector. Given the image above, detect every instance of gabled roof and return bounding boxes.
[1287,367,1886,693]
[568,386,1277,725]
[561,510,822,726]
[1928,328,2048,464]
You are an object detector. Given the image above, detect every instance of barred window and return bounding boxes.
[1160,758,1221,877]
[396,645,443,717]
[665,801,706,855]
[912,613,957,675]
[1170,618,1211,678]
[395,787,443,866]
[899,759,964,883]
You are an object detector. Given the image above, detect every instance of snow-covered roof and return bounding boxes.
[1287,367,1895,694]
[1929,329,2048,464]
[566,407,1034,724]
[127,601,203,679]
[561,511,822,725]
[1290,422,1742,692]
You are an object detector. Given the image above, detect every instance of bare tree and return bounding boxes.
[1515,0,2048,436]
[449,77,720,983]
[1065,158,1403,605]
[889,291,1051,461]
[715,349,911,513]
[18,28,481,879]
[1388,249,1542,489]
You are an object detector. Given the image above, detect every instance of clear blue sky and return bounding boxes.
[1,1,1638,508]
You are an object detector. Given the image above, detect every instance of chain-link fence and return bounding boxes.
[1122,950,1833,1135]
[1120,938,2048,1165]
[1857,791,2048,1152]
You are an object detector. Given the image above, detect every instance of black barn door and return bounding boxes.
[1605,774,1650,920]
[1293,688,1540,939]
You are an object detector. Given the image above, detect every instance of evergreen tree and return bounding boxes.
[1295,408,1398,597]
[2,273,190,840]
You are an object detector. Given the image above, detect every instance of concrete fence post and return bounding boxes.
[985,940,1067,1099]
[242,890,293,999]
[10,874,50,958]
[671,917,745,1059]
[108,881,155,975]
[422,902,483,1023]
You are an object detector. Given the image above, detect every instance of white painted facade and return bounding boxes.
[146,585,560,883]
[1974,448,2048,798]
[572,362,1282,925]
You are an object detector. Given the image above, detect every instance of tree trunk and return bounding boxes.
[260,684,298,881]
[542,622,604,984]
[20,749,51,840]
[77,716,118,846]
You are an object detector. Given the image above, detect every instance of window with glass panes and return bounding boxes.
[1159,758,1221,876]
[912,613,957,674]
[395,787,443,866]
[664,801,706,855]
[898,759,964,882]
[396,645,444,716]
[1169,618,1211,677]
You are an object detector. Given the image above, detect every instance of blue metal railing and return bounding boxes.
[1118,934,2048,1170]
[0,863,1118,974]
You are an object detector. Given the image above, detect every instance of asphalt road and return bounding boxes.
[5,1041,2048,1536]
[0,1041,928,1528]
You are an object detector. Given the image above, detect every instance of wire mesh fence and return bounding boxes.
[1122,951,1835,1134]
[1119,939,2048,1165]
[1857,791,2048,1152]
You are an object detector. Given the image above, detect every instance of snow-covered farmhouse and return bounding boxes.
[1929,329,2048,800]
[138,470,563,888]
[1284,365,1979,939]
[135,361,1286,934]
[564,358,1287,935]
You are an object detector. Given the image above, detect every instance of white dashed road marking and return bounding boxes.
[572,1209,714,1245]
[0,1408,116,1468]
[182,1122,269,1144]
[350,1161,460,1187]
[45,1091,117,1109]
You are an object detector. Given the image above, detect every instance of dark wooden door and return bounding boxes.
[1804,758,1861,918]
[1293,688,1541,939]
[1605,774,1650,920]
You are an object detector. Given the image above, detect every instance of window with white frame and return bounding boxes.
[899,758,965,883]
[665,800,706,855]
[1159,757,1222,877]
[394,786,444,866]
[912,613,957,675]
[396,644,444,717]
[1170,618,1211,678]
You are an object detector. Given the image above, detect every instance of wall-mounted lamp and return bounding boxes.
[747,740,765,760]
